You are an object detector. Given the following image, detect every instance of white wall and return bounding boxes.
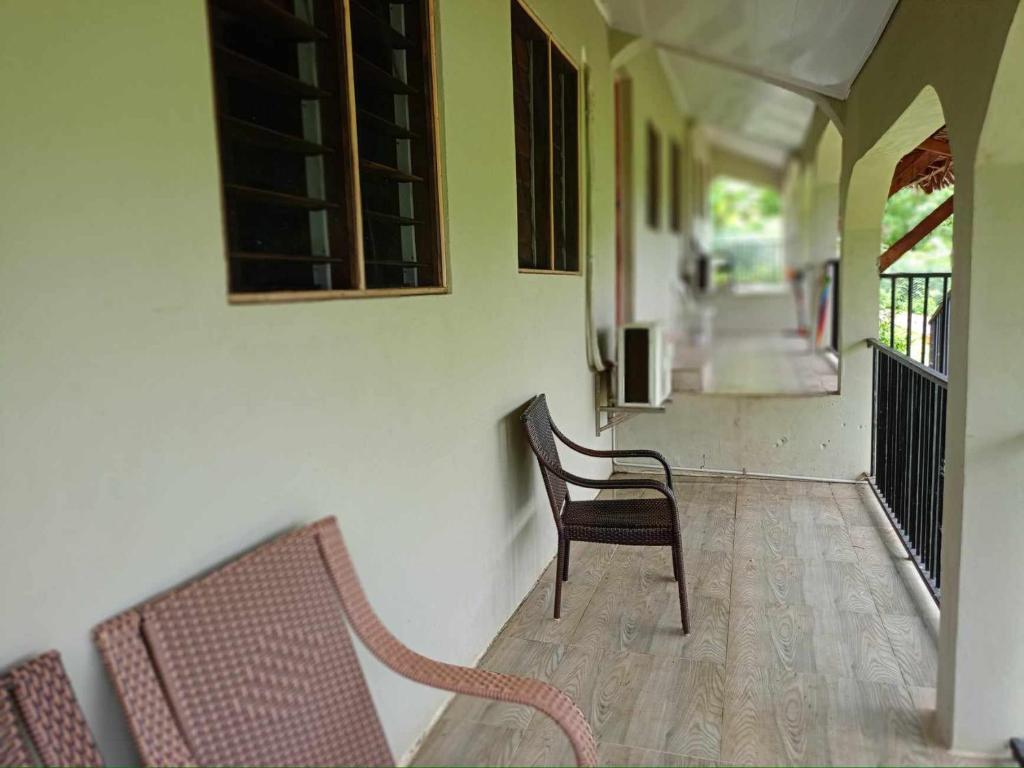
[936,3,1024,749]
[620,49,689,326]
[0,0,691,762]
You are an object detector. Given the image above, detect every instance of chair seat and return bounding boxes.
[561,497,677,545]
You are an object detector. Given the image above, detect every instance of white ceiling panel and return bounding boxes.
[598,0,897,167]
[598,0,898,98]
[659,50,816,166]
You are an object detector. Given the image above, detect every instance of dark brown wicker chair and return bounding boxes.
[521,394,690,633]
[93,517,597,767]
[0,651,103,767]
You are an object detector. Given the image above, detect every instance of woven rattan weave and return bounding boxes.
[94,517,597,767]
[0,651,103,767]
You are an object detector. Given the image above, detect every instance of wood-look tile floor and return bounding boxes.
[411,476,1011,767]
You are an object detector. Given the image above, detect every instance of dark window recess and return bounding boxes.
[551,47,579,272]
[350,0,443,289]
[646,123,661,229]
[669,140,681,233]
[510,0,579,273]
[207,0,444,297]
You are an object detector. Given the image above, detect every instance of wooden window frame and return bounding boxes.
[207,0,449,304]
[511,0,582,277]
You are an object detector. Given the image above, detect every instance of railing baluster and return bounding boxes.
[922,276,930,364]
[871,345,879,477]
[889,277,896,346]
[923,379,935,579]
[867,338,946,604]
[942,276,950,374]
[878,271,950,372]
[906,277,914,359]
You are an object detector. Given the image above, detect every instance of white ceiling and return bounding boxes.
[597,0,899,167]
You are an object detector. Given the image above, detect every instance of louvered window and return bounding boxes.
[510,0,579,274]
[207,0,445,301]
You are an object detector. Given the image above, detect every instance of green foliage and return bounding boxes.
[878,276,949,358]
[709,176,781,236]
[880,184,954,273]
[877,183,954,359]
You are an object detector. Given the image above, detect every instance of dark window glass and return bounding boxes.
[207,0,444,297]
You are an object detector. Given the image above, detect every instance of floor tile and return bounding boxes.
[727,604,901,683]
[861,560,924,617]
[734,520,856,562]
[504,543,616,644]
[442,636,565,729]
[731,557,875,613]
[680,549,734,602]
[681,513,736,554]
[599,743,725,766]
[411,718,523,766]
[530,645,726,759]
[721,664,932,766]
[883,614,938,687]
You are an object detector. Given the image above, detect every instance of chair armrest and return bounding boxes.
[532,450,677,506]
[317,521,598,767]
[550,423,673,486]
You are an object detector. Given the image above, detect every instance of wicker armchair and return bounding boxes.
[93,517,597,767]
[1,651,103,767]
[521,394,690,633]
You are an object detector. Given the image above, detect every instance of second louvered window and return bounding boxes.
[510,0,579,275]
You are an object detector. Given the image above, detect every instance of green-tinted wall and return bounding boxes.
[0,0,692,762]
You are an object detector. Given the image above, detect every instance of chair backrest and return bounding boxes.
[521,394,569,522]
[94,519,393,768]
[0,651,103,767]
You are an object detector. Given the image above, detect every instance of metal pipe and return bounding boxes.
[610,460,865,485]
[866,339,949,385]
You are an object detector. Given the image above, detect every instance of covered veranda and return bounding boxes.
[2,1,1024,766]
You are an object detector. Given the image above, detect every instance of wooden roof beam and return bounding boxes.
[879,195,954,273]
[889,148,938,196]
[919,136,952,157]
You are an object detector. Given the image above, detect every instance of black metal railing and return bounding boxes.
[869,339,947,601]
[825,259,840,353]
[879,272,951,373]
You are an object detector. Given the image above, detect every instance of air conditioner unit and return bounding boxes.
[616,322,673,407]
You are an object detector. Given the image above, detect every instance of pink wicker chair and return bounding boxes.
[93,517,597,767]
[0,651,103,767]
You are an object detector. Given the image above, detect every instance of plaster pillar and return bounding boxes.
[936,9,1024,750]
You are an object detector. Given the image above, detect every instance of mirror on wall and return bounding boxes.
[668,175,840,397]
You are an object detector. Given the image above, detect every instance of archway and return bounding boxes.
[810,121,842,353]
[840,86,946,480]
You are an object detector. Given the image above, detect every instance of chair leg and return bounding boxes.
[671,545,680,582]
[554,538,565,620]
[562,539,571,582]
[673,541,691,634]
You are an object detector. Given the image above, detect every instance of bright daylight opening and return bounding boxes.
[709,175,783,288]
